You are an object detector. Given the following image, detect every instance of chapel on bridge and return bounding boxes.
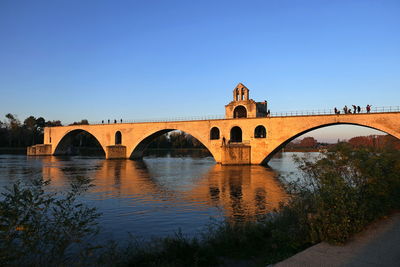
[225,83,268,118]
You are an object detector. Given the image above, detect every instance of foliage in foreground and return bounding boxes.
[290,144,400,244]
[1,145,400,266]
[0,176,101,266]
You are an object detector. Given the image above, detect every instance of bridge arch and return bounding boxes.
[129,128,217,161]
[53,129,106,156]
[261,122,400,165]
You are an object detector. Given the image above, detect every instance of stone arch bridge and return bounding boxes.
[28,112,400,165]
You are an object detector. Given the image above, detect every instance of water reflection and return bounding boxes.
[189,165,287,221]
[1,153,289,240]
[42,155,286,220]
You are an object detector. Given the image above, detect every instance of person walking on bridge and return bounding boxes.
[357,106,361,113]
[352,105,357,113]
[366,104,372,113]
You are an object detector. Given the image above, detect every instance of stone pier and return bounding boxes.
[221,144,251,165]
[27,144,52,156]
[106,145,127,159]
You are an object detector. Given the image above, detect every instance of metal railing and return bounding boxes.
[61,106,400,126]
[268,106,400,117]
[87,114,226,125]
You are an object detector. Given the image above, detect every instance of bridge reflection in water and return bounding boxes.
[38,153,287,238]
[42,156,287,219]
[188,164,287,221]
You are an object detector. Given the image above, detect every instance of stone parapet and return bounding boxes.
[106,145,127,159]
[27,144,52,156]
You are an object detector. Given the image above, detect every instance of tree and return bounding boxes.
[23,116,37,145]
[0,120,7,146]
[45,120,62,127]
[70,119,89,126]
[23,116,36,130]
[5,113,20,129]
[5,114,21,147]
[299,137,317,148]
[35,117,46,131]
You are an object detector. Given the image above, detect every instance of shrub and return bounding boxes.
[287,144,400,244]
[0,176,101,266]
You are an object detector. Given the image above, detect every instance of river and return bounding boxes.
[0,151,305,242]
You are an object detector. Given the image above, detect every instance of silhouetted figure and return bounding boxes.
[343,105,348,114]
[222,136,226,146]
[114,119,117,123]
[348,109,352,114]
[108,119,110,123]
[102,120,104,124]
[357,106,361,113]
[352,105,357,113]
[366,104,371,113]
[266,109,271,117]
[120,119,122,123]
[334,107,338,114]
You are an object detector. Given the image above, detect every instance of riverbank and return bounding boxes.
[0,147,26,154]
[1,146,399,266]
[275,211,400,266]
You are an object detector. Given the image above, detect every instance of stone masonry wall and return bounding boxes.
[221,144,251,165]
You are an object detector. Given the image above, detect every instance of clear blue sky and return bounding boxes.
[1,0,399,142]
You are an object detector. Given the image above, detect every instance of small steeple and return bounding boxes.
[233,83,249,101]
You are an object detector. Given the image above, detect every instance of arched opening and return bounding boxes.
[230,126,242,143]
[130,129,214,160]
[54,129,105,157]
[262,123,397,165]
[115,131,122,145]
[210,127,220,140]
[254,125,266,138]
[233,105,247,118]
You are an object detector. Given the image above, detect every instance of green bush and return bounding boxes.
[0,176,101,266]
[287,144,400,244]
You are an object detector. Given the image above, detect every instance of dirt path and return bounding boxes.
[274,212,400,267]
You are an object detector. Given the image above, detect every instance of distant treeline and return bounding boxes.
[286,135,400,151]
[0,114,95,148]
[0,114,62,147]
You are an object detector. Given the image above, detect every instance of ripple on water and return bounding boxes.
[0,152,309,241]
